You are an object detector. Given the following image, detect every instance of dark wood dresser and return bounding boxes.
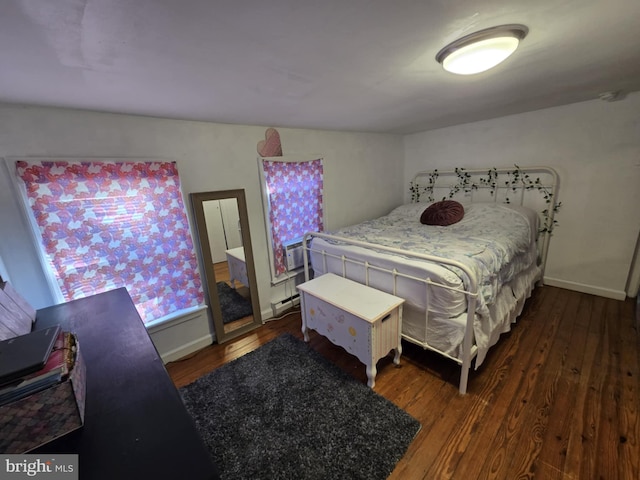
[32,287,218,480]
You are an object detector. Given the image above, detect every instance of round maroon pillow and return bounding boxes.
[420,200,464,226]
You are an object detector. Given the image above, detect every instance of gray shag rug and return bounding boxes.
[216,281,253,324]
[180,334,421,480]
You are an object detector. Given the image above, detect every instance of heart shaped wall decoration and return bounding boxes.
[257,128,283,157]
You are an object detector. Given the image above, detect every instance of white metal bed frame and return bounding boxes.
[302,166,559,394]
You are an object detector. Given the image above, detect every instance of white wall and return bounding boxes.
[2,92,637,360]
[404,93,640,300]
[0,104,405,316]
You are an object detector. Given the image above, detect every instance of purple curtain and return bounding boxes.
[262,159,323,275]
[16,160,204,323]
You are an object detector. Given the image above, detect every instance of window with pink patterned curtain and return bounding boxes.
[15,160,204,323]
[261,158,324,276]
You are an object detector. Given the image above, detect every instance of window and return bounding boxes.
[15,160,204,323]
[260,158,324,278]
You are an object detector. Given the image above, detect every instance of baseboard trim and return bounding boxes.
[156,333,214,364]
[261,307,274,321]
[543,277,627,301]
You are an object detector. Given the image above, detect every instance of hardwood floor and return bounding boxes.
[167,286,639,479]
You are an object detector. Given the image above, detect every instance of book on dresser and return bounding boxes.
[0,330,76,406]
[0,324,61,383]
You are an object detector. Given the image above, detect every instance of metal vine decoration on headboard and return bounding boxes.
[409,165,562,235]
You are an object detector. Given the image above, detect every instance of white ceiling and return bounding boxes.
[1,0,639,134]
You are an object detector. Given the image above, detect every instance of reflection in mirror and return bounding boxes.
[190,189,262,344]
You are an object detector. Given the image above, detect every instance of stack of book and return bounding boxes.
[0,331,77,406]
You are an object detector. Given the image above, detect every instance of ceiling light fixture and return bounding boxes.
[436,24,529,75]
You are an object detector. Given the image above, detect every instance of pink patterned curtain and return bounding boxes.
[16,160,204,323]
[262,159,324,275]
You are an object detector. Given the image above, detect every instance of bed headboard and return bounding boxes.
[410,165,560,277]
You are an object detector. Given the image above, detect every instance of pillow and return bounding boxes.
[420,200,465,226]
[387,203,429,219]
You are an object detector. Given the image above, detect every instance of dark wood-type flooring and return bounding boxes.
[167,286,639,479]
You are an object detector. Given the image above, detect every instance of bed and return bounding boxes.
[225,246,248,289]
[302,166,559,394]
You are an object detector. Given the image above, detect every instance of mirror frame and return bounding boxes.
[190,189,262,343]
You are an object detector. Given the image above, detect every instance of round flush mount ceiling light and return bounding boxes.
[436,24,529,75]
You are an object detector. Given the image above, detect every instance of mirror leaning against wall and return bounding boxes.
[190,189,262,344]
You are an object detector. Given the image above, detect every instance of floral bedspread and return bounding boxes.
[325,202,536,316]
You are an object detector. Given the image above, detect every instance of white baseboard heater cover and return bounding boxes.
[270,293,300,317]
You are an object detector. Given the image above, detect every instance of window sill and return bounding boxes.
[145,304,208,333]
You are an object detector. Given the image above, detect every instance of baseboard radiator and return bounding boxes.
[271,293,300,317]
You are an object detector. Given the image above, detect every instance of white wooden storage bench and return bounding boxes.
[297,273,405,388]
[225,246,248,288]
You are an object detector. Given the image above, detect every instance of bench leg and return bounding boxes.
[366,363,377,388]
[393,345,402,366]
